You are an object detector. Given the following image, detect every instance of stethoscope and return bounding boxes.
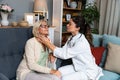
[67,33,82,48]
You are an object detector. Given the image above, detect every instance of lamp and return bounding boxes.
[34,0,48,21]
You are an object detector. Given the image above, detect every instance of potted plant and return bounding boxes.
[81,3,100,25]
[81,3,100,34]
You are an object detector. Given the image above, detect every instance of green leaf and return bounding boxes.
[81,2,100,24]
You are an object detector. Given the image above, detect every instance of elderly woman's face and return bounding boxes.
[38,21,49,36]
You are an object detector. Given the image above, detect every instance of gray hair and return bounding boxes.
[32,20,47,37]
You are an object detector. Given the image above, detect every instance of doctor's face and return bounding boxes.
[38,21,49,36]
[66,19,80,35]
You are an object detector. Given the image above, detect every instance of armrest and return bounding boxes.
[0,73,9,80]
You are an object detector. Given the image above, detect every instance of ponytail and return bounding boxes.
[84,23,93,47]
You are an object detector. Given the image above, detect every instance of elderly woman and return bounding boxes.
[16,20,60,80]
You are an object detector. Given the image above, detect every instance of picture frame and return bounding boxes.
[24,13,35,26]
[66,14,71,21]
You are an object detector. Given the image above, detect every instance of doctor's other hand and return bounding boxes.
[37,35,56,51]
[50,70,61,78]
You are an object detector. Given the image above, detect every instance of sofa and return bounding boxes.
[0,26,120,80]
[0,27,33,80]
[92,34,120,80]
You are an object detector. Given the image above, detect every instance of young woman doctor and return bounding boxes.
[38,16,103,80]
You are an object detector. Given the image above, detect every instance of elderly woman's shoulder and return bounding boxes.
[26,37,36,43]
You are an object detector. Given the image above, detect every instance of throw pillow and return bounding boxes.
[104,42,120,74]
[100,34,120,68]
[91,47,105,65]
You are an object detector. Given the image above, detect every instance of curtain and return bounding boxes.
[96,0,120,37]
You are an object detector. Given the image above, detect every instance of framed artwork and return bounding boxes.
[66,14,71,21]
[24,13,35,26]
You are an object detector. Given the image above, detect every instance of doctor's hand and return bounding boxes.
[37,35,56,51]
[37,35,51,45]
[50,70,61,78]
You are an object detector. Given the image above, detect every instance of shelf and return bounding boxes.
[0,26,29,28]
[62,0,83,46]
[62,32,71,34]
[62,21,69,23]
[63,7,81,11]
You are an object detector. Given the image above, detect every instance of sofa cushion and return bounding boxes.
[102,34,120,47]
[0,27,33,79]
[104,42,120,74]
[99,34,120,68]
[92,34,102,47]
[99,70,120,80]
[91,47,105,65]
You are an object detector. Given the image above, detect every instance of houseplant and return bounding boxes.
[81,3,100,25]
[0,4,14,26]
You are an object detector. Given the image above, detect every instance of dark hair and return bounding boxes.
[71,16,93,46]
[71,16,86,34]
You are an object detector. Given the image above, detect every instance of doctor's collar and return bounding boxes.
[71,33,82,40]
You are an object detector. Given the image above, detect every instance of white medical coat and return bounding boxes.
[53,33,103,80]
